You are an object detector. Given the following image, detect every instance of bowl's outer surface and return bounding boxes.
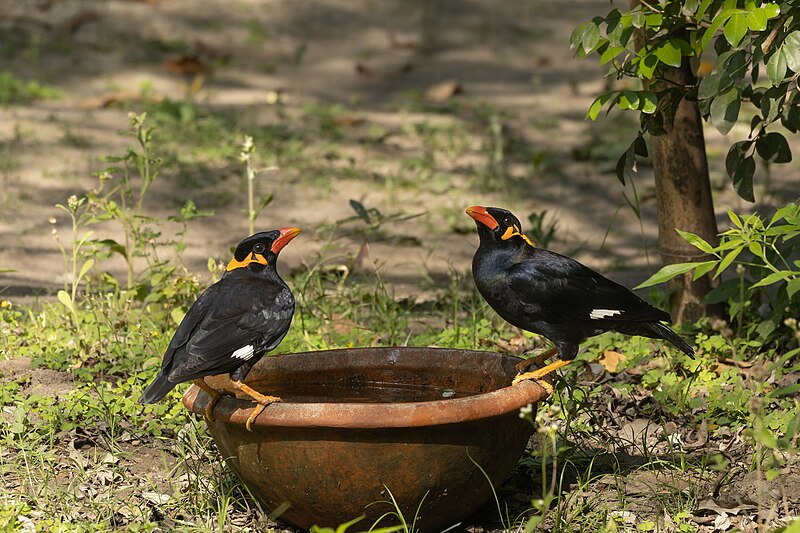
[182,347,548,531]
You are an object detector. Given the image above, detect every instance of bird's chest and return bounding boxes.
[473,256,531,314]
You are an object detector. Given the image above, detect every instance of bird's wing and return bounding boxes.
[158,284,219,372]
[506,250,670,324]
[167,278,294,381]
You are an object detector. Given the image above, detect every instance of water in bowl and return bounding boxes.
[250,380,480,403]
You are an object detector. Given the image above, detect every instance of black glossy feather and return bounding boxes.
[139,229,297,404]
[468,206,694,362]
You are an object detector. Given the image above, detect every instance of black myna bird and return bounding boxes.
[466,206,693,393]
[139,228,300,430]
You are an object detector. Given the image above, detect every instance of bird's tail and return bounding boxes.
[138,372,177,404]
[648,322,695,357]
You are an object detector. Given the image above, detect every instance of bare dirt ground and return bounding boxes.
[1,1,798,531]
[1,0,796,298]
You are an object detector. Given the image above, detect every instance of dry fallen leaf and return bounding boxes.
[333,115,366,127]
[389,33,420,50]
[355,61,414,79]
[424,79,462,103]
[79,90,158,109]
[164,54,209,76]
[598,349,626,373]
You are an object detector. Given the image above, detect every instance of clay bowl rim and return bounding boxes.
[182,347,549,430]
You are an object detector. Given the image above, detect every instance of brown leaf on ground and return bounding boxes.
[424,79,462,103]
[598,349,626,373]
[625,355,667,375]
[333,115,366,127]
[79,90,161,109]
[330,313,357,335]
[495,333,528,355]
[355,61,414,79]
[389,33,420,50]
[165,54,210,75]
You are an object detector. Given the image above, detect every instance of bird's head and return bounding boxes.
[226,227,301,273]
[465,206,534,247]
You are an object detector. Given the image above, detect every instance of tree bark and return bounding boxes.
[648,57,720,323]
[628,0,720,322]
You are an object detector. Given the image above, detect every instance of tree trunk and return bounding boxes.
[628,0,720,322]
[648,58,720,323]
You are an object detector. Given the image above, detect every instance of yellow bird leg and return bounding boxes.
[193,379,222,422]
[512,358,571,395]
[515,347,558,373]
[231,380,282,431]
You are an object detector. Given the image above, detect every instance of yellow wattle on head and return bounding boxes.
[226,251,268,272]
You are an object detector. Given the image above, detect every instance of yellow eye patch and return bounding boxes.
[500,225,535,247]
[501,227,516,240]
[226,252,268,272]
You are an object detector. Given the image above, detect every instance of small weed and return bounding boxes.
[0,71,59,106]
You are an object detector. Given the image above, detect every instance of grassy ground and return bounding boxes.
[1,1,799,532]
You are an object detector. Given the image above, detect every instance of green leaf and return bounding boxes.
[748,241,764,259]
[750,270,794,288]
[254,192,274,218]
[753,425,777,449]
[640,91,657,113]
[746,7,767,31]
[700,9,736,50]
[676,229,714,253]
[618,90,639,110]
[349,199,372,224]
[655,39,683,67]
[731,156,755,202]
[703,278,741,303]
[57,290,75,315]
[696,0,714,21]
[698,70,733,100]
[763,3,780,19]
[630,9,645,28]
[728,208,743,228]
[725,143,756,202]
[756,131,792,163]
[615,136,645,185]
[600,46,626,64]
[571,22,601,55]
[710,87,741,135]
[693,260,718,280]
[769,382,800,398]
[716,247,743,277]
[783,32,800,72]
[787,278,800,299]
[766,48,787,86]
[77,259,94,283]
[98,238,127,257]
[587,93,612,120]
[645,12,663,27]
[637,52,659,78]
[634,263,702,289]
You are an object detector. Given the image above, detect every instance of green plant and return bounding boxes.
[637,202,800,342]
[573,1,799,202]
[525,210,558,249]
[51,195,96,327]
[90,112,162,290]
[0,71,59,105]
[239,134,274,235]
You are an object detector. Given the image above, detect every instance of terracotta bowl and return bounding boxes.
[182,347,548,532]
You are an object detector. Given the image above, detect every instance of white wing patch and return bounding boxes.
[231,344,255,360]
[589,309,622,320]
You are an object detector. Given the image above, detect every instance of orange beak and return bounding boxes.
[465,206,499,230]
[270,227,301,254]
